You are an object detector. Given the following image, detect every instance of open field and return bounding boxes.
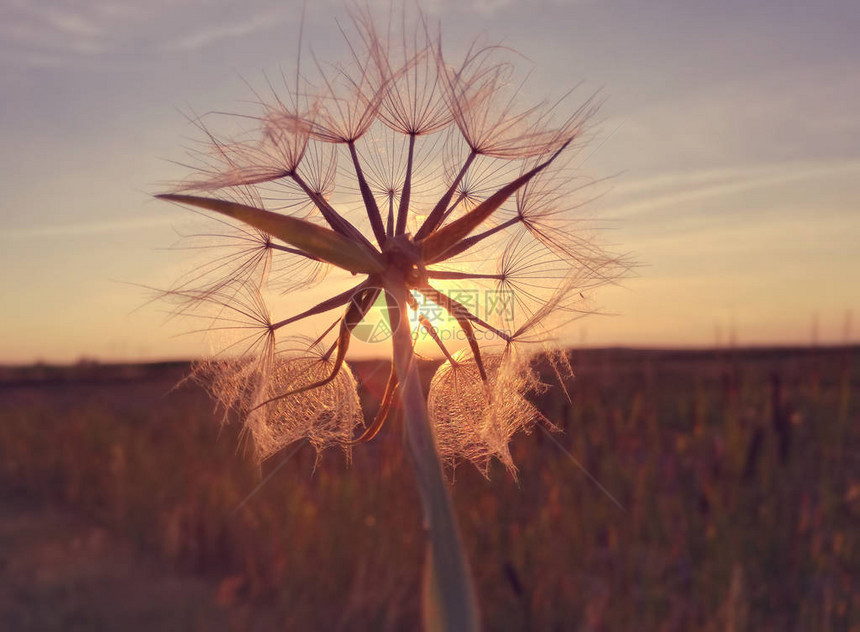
[1,347,858,630]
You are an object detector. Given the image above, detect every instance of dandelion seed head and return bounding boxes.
[428,348,545,477]
[159,7,625,470]
[253,352,364,460]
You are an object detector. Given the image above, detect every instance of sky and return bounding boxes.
[1,0,858,363]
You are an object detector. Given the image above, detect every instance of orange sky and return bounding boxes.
[1,0,858,363]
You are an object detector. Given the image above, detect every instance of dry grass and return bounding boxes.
[0,346,857,630]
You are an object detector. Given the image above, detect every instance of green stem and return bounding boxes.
[384,278,481,632]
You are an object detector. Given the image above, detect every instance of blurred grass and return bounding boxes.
[0,347,857,630]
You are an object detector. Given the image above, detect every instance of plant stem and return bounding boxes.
[385,279,481,632]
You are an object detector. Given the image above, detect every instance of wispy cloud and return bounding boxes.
[605,160,860,218]
[0,3,107,60]
[160,9,290,53]
[38,6,102,38]
[2,215,178,240]
[0,0,294,69]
